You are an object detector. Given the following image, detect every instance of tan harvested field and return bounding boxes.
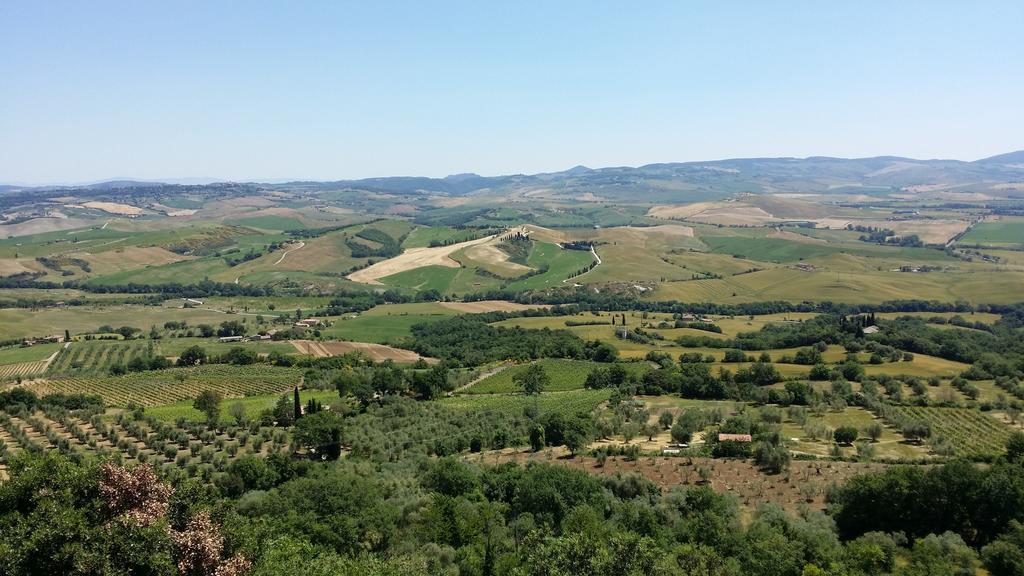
[0,259,38,276]
[0,216,91,237]
[522,224,566,243]
[76,246,189,273]
[606,224,695,239]
[649,201,777,225]
[689,204,776,225]
[831,218,970,244]
[439,300,551,313]
[462,244,532,274]
[81,201,144,215]
[290,339,430,363]
[214,196,277,208]
[767,229,827,244]
[647,202,720,220]
[813,217,853,229]
[347,234,496,285]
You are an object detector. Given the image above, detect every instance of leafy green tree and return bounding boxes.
[272,394,295,426]
[1007,431,1024,462]
[562,415,593,456]
[901,532,978,576]
[412,362,450,400]
[229,401,247,426]
[658,411,674,429]
[421,457,480,497]
[833,426,858,446]
[217,320,246,337]
[864,422,884,442]
[530,425,546,452]
[193,390,223,425]
[902,421,932,444]
[223,455,280,494]
[982,520,1024,576]
[514,364,550,396]
[177,345,207,366]
[294,411,344,460]
[222,346,258,365]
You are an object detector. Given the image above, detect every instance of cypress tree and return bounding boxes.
[293,386,301,421]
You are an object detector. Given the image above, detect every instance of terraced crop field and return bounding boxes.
[0,360,50,380]
[464,359,600,394]
[146,389,340,422]
[28,365,302,406]
[47,340,153,375]
[441,389,612,417]
[883,406,1012,459]
[0,407,292,479]
[463,359,649,394]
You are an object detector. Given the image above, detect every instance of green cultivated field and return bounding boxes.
[226,215,307,231]
[441,389,612,417]
[402,226,493,248]
[29,364,302,406]
[0,343,60,365]
[883,406,1013,459]
[322,312,451,344]
[959,216,1024,246]
[0,305,262,340]
[46,338,294,376]
[464,359,605,394]
[146,389,339,422]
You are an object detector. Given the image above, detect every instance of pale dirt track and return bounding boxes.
[274,241,305,265]
[347,234,496,285]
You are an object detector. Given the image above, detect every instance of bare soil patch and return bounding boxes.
[82,201,144,216]
[647,202,718,220]
[462,245,532,273]
[439,300,551,313]
[0,259,37,276]
[347,234,496,285]
[77,246,189,271]
[856,219,970,244]
[648,202,777,226]
[0,217,91,237]
[290,340,431,363]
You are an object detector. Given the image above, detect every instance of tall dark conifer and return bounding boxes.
[293,386,301,421]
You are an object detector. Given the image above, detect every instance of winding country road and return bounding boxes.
[274,241,305,265]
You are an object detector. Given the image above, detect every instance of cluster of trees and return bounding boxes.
[467,287,1004,317]
[344,228,404,258]
[9,446,1024,575]
[847,224,925,247]
[322,288,442,315]
[331,360,457,402]
[221,245,273,267]
[0,388,104,413]
[584,354,784,400]
[407,316,618,366]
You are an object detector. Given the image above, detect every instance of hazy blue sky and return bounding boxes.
[2,1,1022,184]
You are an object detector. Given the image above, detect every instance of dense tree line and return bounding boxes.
[6,446,1024,575]
[405,316,619,366]
[464,287,1013,316]
[344,228,404,258]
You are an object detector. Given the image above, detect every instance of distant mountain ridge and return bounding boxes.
[3,151,1023,200]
